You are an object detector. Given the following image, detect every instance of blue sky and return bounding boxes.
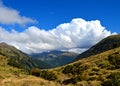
[0,0,119,53]
[1,0,120,32]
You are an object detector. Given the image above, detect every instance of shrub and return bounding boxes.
[30,68,41,77]
[62,63,89,76]
[108,72,120,86]
[92,67,100,72]
[89,67,100,76]
[98,61,115,70]
[101,80,113,86]
[88,76,98,81]
[97,74,105,81]
[62,65,73,74]
[108,52,120,68]
[89,72,98,76]
[30,68,57,81]
[40,70,57,81]
[62,76,81,84]
[102,72,120,86]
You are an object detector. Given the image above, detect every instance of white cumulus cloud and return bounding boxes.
[0,18,116,54]
[0,1,36,25]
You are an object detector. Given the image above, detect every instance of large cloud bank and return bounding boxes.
[0,1,36,25]
[0,18,116,54]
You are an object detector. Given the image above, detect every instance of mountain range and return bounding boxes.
[41,34,120,85]
[31,50,78,68]
[0,34,120,86]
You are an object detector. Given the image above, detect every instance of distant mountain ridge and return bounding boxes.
[1,34,120,85]
[31,50,78,68]
[74,34,120,61]
[38,34,120,85]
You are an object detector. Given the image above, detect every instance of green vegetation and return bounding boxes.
[0,52,60,86]
[108,52,120,68]
[28,35,120,85]
[63,76,81,84]
[1,35,120,86]
[75,34,120,61]
[30,68,41,77]
[39,70,57,81]
[31,50,78,68]
[0,42,51,70]
[102,72,120,86]
[30,68,57,81]
[8,58,26,69]
[45,46,120,85]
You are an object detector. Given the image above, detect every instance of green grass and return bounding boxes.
[0,55,60,86]
[1,38,120,86]
[45,47,120,86]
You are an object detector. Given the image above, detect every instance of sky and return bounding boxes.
[0,0,119,54]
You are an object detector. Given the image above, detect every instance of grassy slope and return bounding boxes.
[1,35,120,86]
[75,34,120,61]
[46,47,120,86]
[0,42,51,70]
[0,55,60,86]
[2,46,120,86]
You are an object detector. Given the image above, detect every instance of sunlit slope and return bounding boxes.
[43,47,120,86]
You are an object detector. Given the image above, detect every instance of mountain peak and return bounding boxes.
[0,42,9,46]
[74,34,120,61]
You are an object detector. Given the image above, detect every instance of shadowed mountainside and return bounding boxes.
[31,50,78,68]
[0,42,51,70]
[74,34,120,61]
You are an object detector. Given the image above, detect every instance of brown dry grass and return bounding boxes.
[49,47,120,85]
[0,55,60,86]
[0,75,60,86]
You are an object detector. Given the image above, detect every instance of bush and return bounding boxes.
[108,72,120,86]
[30,68,41,77]
[98,61,115,70]
[30,68,57,81]
[102,72,120,86]
[62,76,81,84]
[88,76,98,81]
[108,52,120,68]
[62,65,73,74]
[97,74,104,81]
[62,63,89,76]
[101,80,113,86]
[40,70,57,81]
[89,72,99,76]
[92,67,100,72]
[89,67,99,76]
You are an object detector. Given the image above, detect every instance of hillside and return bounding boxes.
[29,35,120,86]
[74,34,120,61]
[35,46,120,86]
[31,50,78,68]
[1,35,120,86]
[1,46,120,86]
[0,42,50,70]
[0,55,60,86]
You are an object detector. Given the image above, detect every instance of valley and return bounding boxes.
[0,35,120,86]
